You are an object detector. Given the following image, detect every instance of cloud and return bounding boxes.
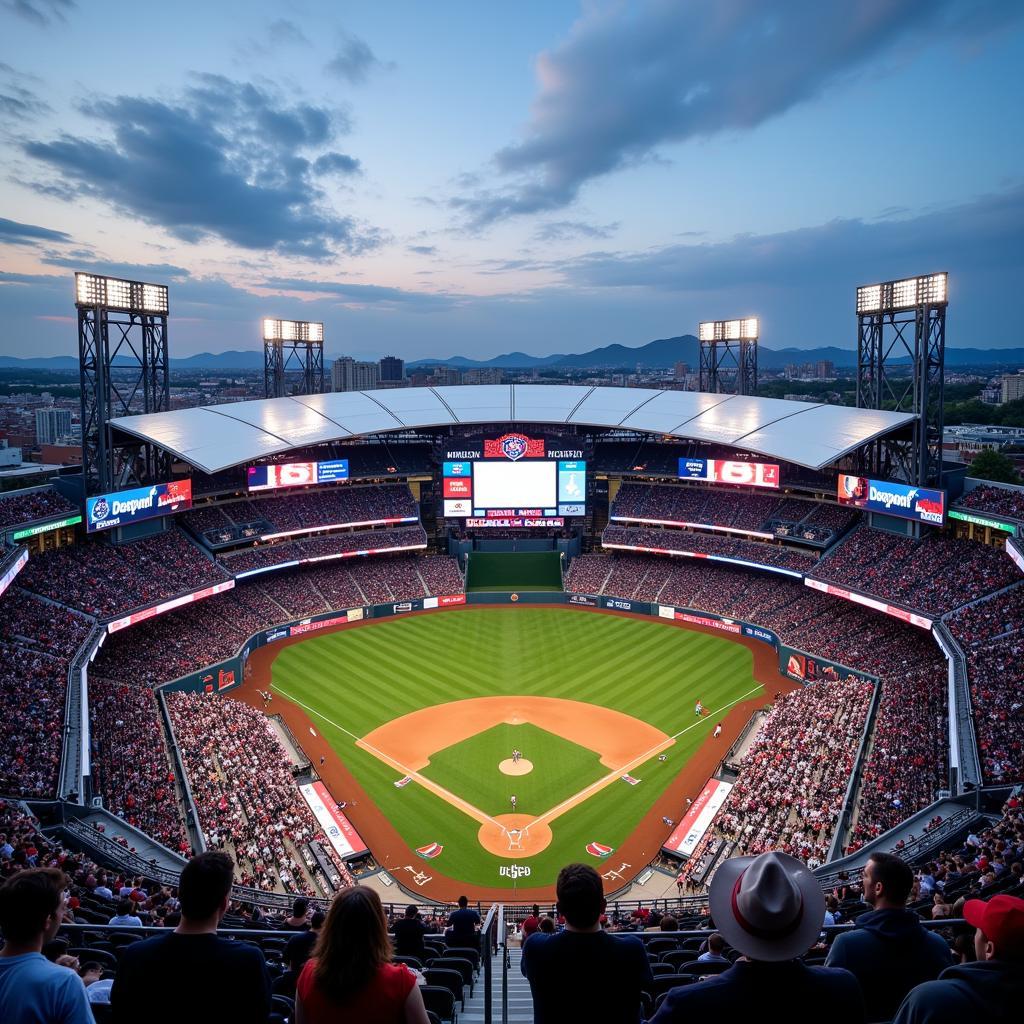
[325,32,390,85]
[0,63,50,122]
[2,0,73,26]
[260,276,456,310]
[407,244,437,256]
[533,220,619,242]
[459,0,1024,225]
[556,185,1024,294]
[39,255,192,281]
[23,74,379,258]
[0,216,70,244]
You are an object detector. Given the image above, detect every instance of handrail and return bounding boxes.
[481,902,499,1024]
[498,902,508,1024]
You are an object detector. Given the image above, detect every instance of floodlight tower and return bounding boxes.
[263,318,325,397]
[856,273,947,487]
[75,272,172,495]
[698,318,759,395]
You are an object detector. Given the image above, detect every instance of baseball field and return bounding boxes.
[256,606,772,897]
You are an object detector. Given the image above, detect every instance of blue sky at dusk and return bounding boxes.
[1,0,1022,360]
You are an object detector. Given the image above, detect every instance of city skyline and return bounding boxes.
[1,0,1023,361]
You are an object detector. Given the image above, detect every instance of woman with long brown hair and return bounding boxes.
[295,887,429,1024]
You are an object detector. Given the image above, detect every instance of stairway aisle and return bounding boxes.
[457,945,533,1024]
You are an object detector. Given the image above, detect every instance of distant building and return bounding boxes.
[332,356,380,392]
[673,361,688,380]
[432,366,463,387]
[379,355,405,382]
[1000,373,1024,404]
[815,360,834,379]
[34,408,72,445]
[462,368,505,385]
[0,440,22,468]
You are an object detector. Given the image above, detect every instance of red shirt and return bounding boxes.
[297,959,416,1023]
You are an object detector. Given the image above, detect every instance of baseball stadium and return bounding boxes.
[2,272,1023,1021]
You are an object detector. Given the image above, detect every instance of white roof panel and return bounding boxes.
[568,387,653,426]
[619,391,732,435]
[432,384,512,422]
[512,384,591,423]
[109,384,916,474]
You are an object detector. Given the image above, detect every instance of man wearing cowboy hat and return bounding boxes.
[893,893,1024,1023]
[649,851,865,1022]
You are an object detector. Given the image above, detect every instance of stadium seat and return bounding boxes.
[431,956,474,996]
[678,959,732,976]
[645,936,679,956]
[68,947,117,970]
[394,954,424,971]
[420,984,457,1023]
[442,945,480,973]
[647,973,696,999]
[425,966,465,1009]
[660,949,696,969]
[649,962,675,977]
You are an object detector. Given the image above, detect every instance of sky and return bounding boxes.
[1,0,1023,361]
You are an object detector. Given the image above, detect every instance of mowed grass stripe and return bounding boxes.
[270,608,761,887]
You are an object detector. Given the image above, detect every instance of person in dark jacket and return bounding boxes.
[826,851,951,1021]
[392,904,430,960]
[650,851,865,1024]
[894,893,1024,1024]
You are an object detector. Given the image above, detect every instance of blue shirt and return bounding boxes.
[0,952,95,1024]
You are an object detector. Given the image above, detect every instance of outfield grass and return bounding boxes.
[270,607,760,888]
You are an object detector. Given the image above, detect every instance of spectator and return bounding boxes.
[0,867,93,1024]
[826,852,951,1021]
[446,895,480,947]
[284,896,311,930]
[392,904,430,960]
[894,894,1024,1023]
[521,904,541,941]
[107,899,142,928]
[697,932,729,963]
[295,886,429,1024]
[110,851,270,1024]
[650,852,864,1023]
[522,863,653,1024]
[277,909,325,991]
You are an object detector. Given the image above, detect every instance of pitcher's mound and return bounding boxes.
[499,758,533,776]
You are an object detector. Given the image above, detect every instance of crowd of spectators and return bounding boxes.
[602,524,819,572]
[89,555,463,689]
[0,593,91,798]
[946,585,1024,784]
[565,551,950,859]
[164,692,355,894]
[219,525,427,574]
[956,483,1024,521]
[183,484,419,547]
[88,678,191,855]
[18,529,229,618]
[0,487,77,529]
[680,675,873,888]
[811,525,1020,615]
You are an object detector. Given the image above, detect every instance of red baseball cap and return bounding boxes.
[963,895,1024,954]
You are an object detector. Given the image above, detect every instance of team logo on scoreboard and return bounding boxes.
[90,498,110,523]
[484,433,546,460]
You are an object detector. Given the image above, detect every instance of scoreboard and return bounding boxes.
[441,433,586,525]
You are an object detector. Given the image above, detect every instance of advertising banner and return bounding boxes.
[159,656,242,695]
[949,509,1016,535]
[87,480,192,532]
[837,474,946,525]
[677,611,741,634]
[658,605,675,619]
[742,623,778,645]
[465,517,564,528]
[443,477,472,498]
[568,594,599,607]
[804,577,933,629]
[663,778,733,857]
[0,547,28,600]
[299,781,368,859]
[247,460,349,492]
[107,579,235,633]
[781,645,878,686]
[439,593,466,606]
[442,461,471,477]
[11,514,82,541]
[483,433,546,460]
[678,458,780,489]
[603,597,638,612]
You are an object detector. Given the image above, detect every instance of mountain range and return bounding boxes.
[2,336,1022,371]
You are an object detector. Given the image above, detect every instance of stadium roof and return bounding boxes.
[109,385,916,475]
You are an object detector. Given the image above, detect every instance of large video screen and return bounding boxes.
[837,474,945,525]
[247,459,349,492]
[442,458,586,520]
[678,457,780,489]
[86,480,193,533]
